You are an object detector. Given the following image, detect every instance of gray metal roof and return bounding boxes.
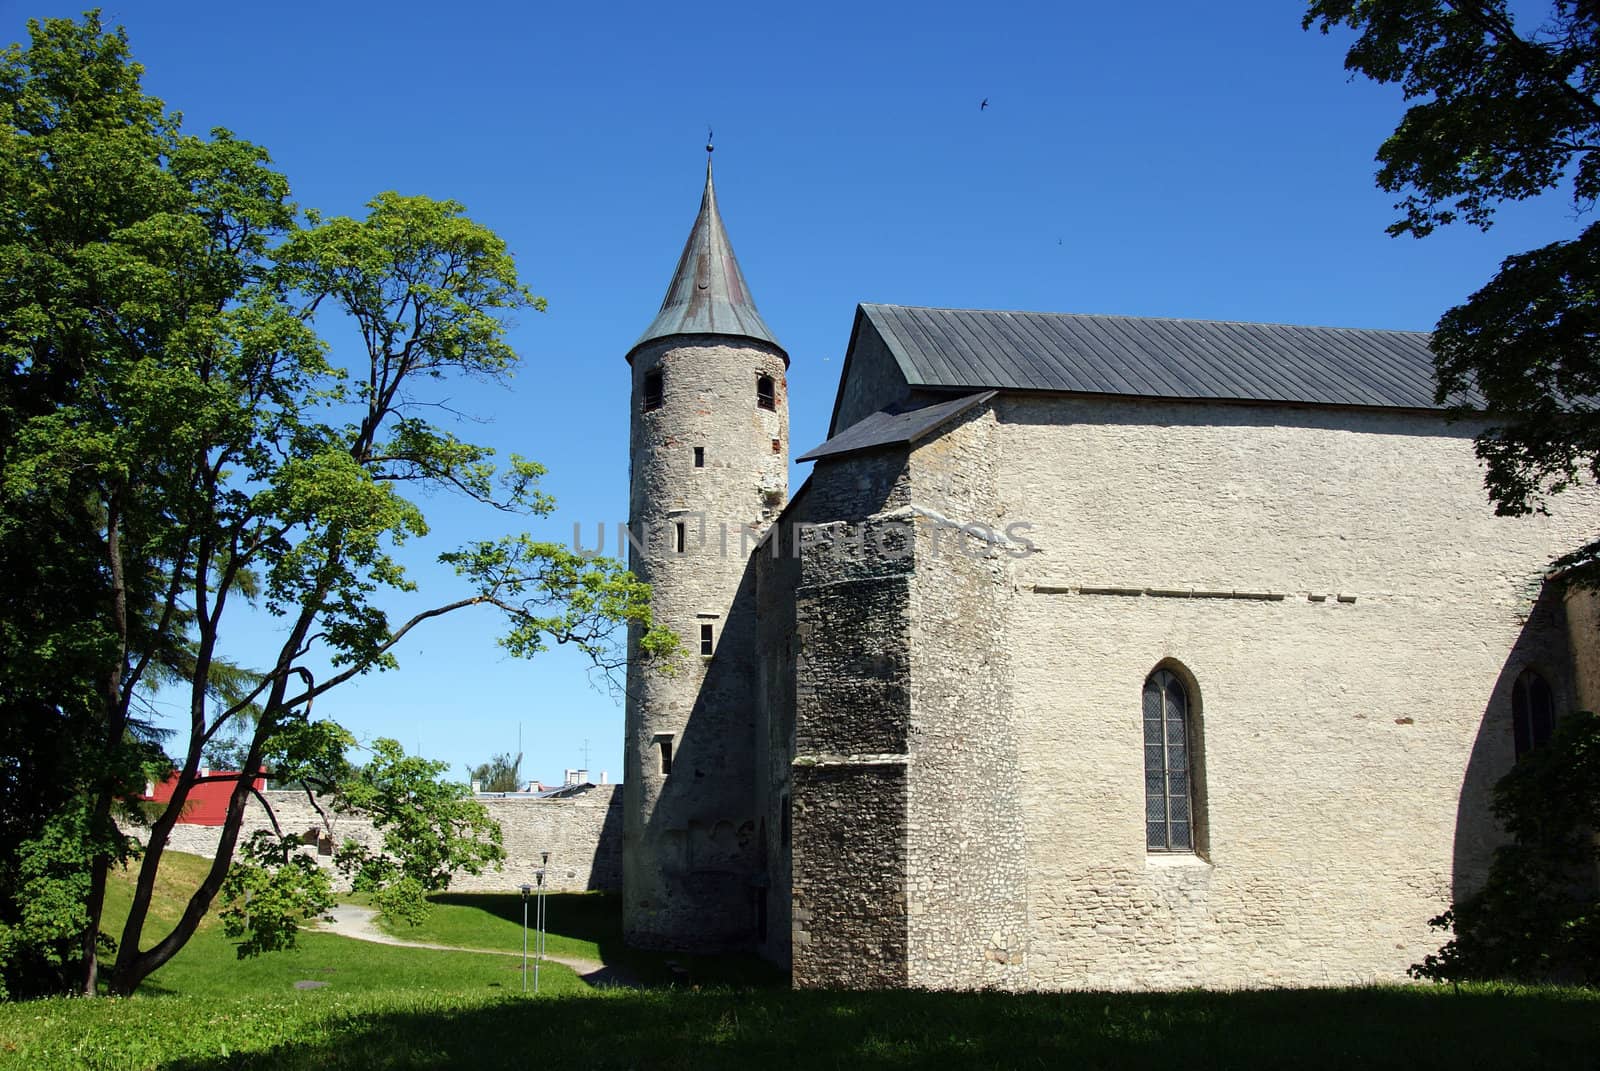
[798,392,997,462]
[628,157,785,363]
[860,303,1473,410]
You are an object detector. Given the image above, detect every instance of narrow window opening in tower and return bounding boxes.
[771,438,780,454]
[643,369,663,411]
[657,737,673,776]
[700,622,714,656]
[674,522,686,553]
[693,446,705,468]
[757,374,776,411]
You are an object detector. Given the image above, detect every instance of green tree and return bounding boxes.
[338,739,506,926]
[219,734,506,951]
[1306,0,1600,983]
[467,751,524,793]
[1304,1,1600,580]
[0,12,674,998]
[1411,712,1600,984]
[0,9,214,999]
[217,830,337,961]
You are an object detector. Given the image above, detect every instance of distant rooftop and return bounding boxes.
[858,303,1474,411]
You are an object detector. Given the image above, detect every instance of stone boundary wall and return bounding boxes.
[129,785,622,893]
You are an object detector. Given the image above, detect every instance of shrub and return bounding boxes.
[1412,711,1600,985]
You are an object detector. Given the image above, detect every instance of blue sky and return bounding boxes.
[6,1,1580,785]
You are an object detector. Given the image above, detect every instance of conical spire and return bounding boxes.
[628,157,786,363]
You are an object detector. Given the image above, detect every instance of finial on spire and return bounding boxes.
[706,125,714,155]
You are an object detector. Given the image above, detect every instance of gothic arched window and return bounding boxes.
[1144,667,1196,852]
[1512,667,1556,760]
[756,374,776,411]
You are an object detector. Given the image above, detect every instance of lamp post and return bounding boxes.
[519,883,533,993]
[533,851,549,993]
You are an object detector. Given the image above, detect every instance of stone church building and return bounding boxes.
[620,158,1600,990]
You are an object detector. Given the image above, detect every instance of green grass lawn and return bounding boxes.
[368,888,619,961]
[4,852,1598,1069]
[91,851,584,1002]
[374,889,784,986]
[6,981,1599,1070]
[89,845,588,998]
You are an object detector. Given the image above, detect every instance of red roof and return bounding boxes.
[140,771,265,826]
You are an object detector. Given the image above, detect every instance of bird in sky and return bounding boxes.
[980,98,989,110]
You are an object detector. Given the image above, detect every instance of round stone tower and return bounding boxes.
[622,153,789,950]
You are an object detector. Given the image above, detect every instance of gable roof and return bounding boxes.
[799,392,996,462]
[856,303,1472,411]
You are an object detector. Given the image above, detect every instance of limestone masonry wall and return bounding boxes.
[1564,586,1600,714]
[781,385,1599,991]
[903,407,1030,990]
[998,395,1596,988]
[137,785,622,893]
[787,453,915,988]
[754,508,802,967]
[623,335,788,949]
[830,317,910,433]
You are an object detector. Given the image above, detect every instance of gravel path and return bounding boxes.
[316,903,637,988]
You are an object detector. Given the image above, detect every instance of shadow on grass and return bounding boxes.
[425,891,785,988]
[429,891,620,945]
[156,984,1600,1071]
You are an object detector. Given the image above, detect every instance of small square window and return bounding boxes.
[693,446,705,468]
[700,623,714,656]
[642,369,663,412]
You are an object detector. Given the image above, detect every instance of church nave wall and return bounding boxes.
[997,394,1593,988]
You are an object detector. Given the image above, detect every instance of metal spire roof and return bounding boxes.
[627,155,786,363]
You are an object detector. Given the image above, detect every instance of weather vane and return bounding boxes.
[707,125,714,155]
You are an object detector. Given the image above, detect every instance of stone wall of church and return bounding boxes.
[996,394,1595,988]
[901,408,1031,989]
[791,762,910,986]
[754,505,802,968]
[1563,586,1600,714]
[131,786,623,893]
[786,452,917,988]
[781,387,1597,990]
[784,412,1040,990]
[830,317,910,433]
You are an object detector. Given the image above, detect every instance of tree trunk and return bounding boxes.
[113,596,312,994]
[81,497,129,996]
[78,805,110,997]
[110,720,273,995]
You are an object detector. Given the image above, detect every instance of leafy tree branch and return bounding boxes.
[0,11,676,998]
